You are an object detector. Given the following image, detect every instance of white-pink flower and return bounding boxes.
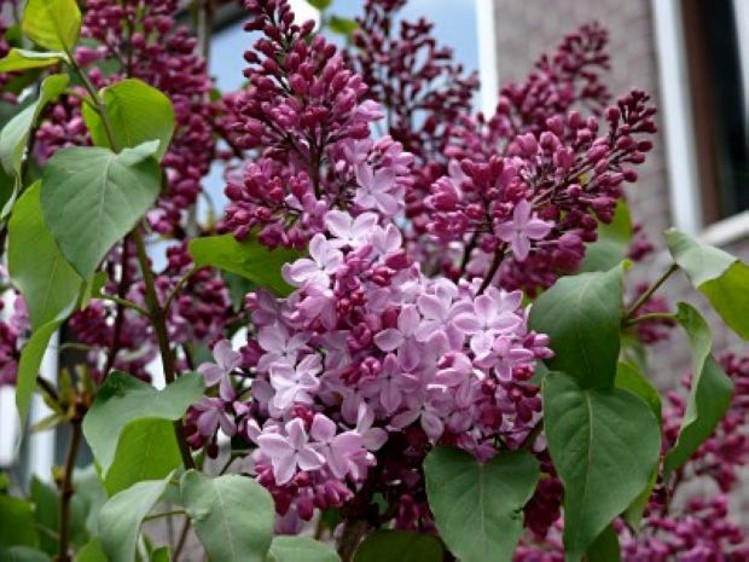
[353,163,399,216]
[257,418,325,485]
[494,199,552,261]
[324,210,379,249]
[282,234,343,287]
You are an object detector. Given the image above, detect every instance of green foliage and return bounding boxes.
[0,73,69,176]
[0,495,39,548]
[0,547,50,562]
[82,371,204,472]
[188,234,300,296]
[98,474,173,562]
[268,536,341,562]
[76,539,107,562]
[22,0,81,51]
[16,319,62,426]
[307,0,333,9]
[41,142,162,279]
[543,372,660,560]
[615,361,662,424]
[103,418,183,495]
[529,264,624,389]
[666,228,749,339]
[0,49,67,73]
[327,16,358,37]
[663,303,734,476]
[8,182,82,330]
[354,531,442,562]
[586,525,621,562]
[580,201,632,273]
[180,471,275,562]
[424,447,539,562]
[82,79,176,160]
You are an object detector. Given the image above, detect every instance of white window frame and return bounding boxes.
[652,0,749,245]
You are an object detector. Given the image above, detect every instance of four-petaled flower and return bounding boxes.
[494,199,553,261]
[197,339,240,397]
[257,418,325,485]
[354,163,399,216]
[283,234,343,287]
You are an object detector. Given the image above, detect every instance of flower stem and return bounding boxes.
[478,247,505,295]
[622,264,678,322]
[58,420,82,562]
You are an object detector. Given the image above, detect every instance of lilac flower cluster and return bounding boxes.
[196,207,551,525]
[346,0,480,237]
[36,0,216,235]
[220,0,412,249]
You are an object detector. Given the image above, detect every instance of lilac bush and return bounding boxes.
[0,0,747,561]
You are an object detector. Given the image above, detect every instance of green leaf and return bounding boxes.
[268,536,341,562]
[98,474,172,562]
[150,547,170,562]
[16,320,61,427]
[82,79,175,160]
[0,495,39,548]
[8,181,82,329]
[0,49,66,72]
[529,265,624,389]
[615,362,662,424]
[76,539,107,562]
[72,466,108,539]
[30,478,58,555]
[586,525,621,562]
[353,531,442,562]
[82,372,203,472]
[22,0,81,51]
[423,447,538,562]
[189,234,300,297]
[0,547,50,562]
[181,471,275,562]
[0,166,16,219]
[666,228,749,339]
[307,0,332,8]
[663,303,734,475]
[328,16,358,37]
[0,74,69,176]
[580,201,632,272]
[41,142,162,279]
[104,418,183,496]
[543,372,661,560]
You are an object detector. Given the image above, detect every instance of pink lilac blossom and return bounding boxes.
[219,0,413,248]
[196,205,551,525]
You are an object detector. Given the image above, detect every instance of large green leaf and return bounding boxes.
[72,466,108,539]
[0,74,69,176]
[0,547,50,562]
[268,536,341,562]
[666,228,749,339]
[580,201,632,273]
[0,49,67,73]
[82,371,204,472]
[76,539,107,562]
[82,79,175,160]
[22,0,81,51]
[615,362,662,424]
[663,303,734,475]
[16,320,61,426]
[0,496,39,548]
[189,234,300,296]
[98,474,172,562]
[543,372,660,560]
[353,531,442,562]
[423,447,538,562]
[41,142,161,279]
[180,471,275,562]
[104,418,182,495]
[529,265,624,389]
[8,182,82,329]
[586,525,621,562]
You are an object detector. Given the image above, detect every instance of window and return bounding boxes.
[682,0,749,223]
